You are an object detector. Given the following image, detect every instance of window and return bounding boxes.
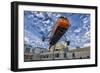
[55,53,59,58]
[64,53,66,58]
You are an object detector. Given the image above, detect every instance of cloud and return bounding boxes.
[74,28,81,33]
[24,11,90,49]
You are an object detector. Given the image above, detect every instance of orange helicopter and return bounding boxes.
[42,16,70,50]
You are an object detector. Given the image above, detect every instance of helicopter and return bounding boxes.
[42,16,71,51]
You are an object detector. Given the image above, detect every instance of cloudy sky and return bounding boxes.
[24,11,90,49]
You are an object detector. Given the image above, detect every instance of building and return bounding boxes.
[24,42,90,61]
[67,47,90,59]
